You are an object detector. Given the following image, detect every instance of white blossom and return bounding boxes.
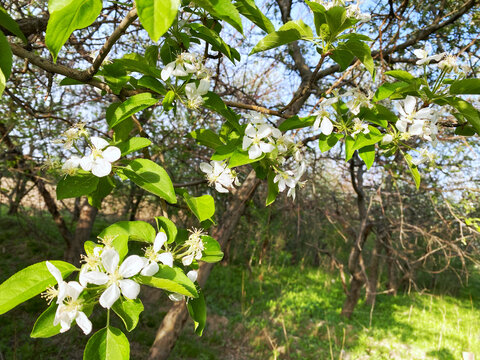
[80,248,144,309]
[80,137,121,177]
[412,148,435,166]
[344,88,373,115]
[242,123,275,159]
[185,78,210,109]
[182,229,206,266]
[414,43,445,65]
[161,52,199,81]
[438,54,459,73]
[313,97,338,134]
[200,160,237,193]
[141,232,174,276]
[350,118,370,137]
[395,96,433,135]
[62,155,82,176]
[346,3,371,22]
[381,134,394,144]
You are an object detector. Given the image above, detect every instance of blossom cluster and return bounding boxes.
[414,42,459,73]
[200,160,240,193]
[243,113,307,199]
[161,52,211,109]
[314,0,371,22]
[42,227,208,335]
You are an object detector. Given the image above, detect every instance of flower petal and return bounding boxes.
[187,270,198,283]
[80,155,93,171]
[182,254,194,266]
[153,232,167,253]
[169,293,184,302]
[91,158,112,177]
[320,117,333,135]
[199,162,213,174]
[66,281,84,300]
[161,61,175,81]
[91,137,109,150]
[75,311,92,335]
[404,96,416,115]
[119,255,144,278]
[140,261,159,276]
[248,144,262,160]
[81,271,109,285]
[100,284,121,308]
[102,248,120,274]
[242,135,253,150]
[157,252,174,267]
[102,146,121,162]
[118,279,140,300]
[46,261,63,284]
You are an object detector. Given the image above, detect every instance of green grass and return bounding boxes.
[0,211,479,359]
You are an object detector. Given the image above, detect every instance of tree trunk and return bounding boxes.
[366,234,384,306]
[8,176,28,215]
[148,170,260,360]
[383,234,397,295]
[65,199,98,265]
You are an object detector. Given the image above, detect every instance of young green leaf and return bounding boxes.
[318,133,343,153]
[189,23,240,63]
[201,236,224,263]
[31,302,61,338]
[279,115,316,131]
[187,292,206,336]
[88,176,115,209]
[57,172,99,200]
[116,137,152,156]
[45,0,102,61]
[192,0,243,34]
[450,79,480,95]
[0,261,77,315]
[251,20,314,54]
[189,129,225,149]
[107,93,158,128]
[266,169,279,206]
[99,221,157,244]
[0,7,27,42]
[112,298,144,332]
[183,193,215,222]
[83,326,130,360]
[358,145,375,169]
[136,265,198,297]
[122,159,177,204]
[0,30,12,81]
[234,0,275,34]
[135,0,180,42]
[346,39,374,76]
[404,153,421,189]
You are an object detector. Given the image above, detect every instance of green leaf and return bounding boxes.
[187,292,206,336]
[144,45,159,66]
[352,128,383,150]
[0,7,27,42]
[384,70,415,82]
[116,137,152,156]
[250,20,313,54]
[455,125,476,136]
[358,145,375,169]
[114,58,163,78]
[88,176,114,209]
[162,90,175,111]
[45,0,102,61]
[203,92,242,133]
[373,81,409,102]
[404,153,421,189]
[189,23,240,63]
[155,216,178,244]
[0,67,5,96]
[183,193,215,222]
[201,236,224,263]
[108,93,158,128]
[450,79,480,95]
[31,302,61,338]
[345,136,355,161]
[0,30,12,81]
[338,33,372,42]
[345,39,374,76]
[189,129,224,149]
[447,97,480,135]
[83,327,129,360]
[193,0,243,34]
[57,172,99,200]
[318,133,343,153]
[279,115,316,132]
[229,148,263,167]
[123,159,177,203]
[266,169,279,206]
[99,221,156,244]
[112,298,144,332]
[234,0,274,33]
[330,46,354,71]
[135,0,180,42]
[325,6,346,38]
[0,261,77,315]
[137,266,198,297]
[137,76,167,95]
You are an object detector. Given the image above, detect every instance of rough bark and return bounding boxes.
[365,234,384,306]
[65,199,98,265]
[341,157,372,318]
[7,176,28,215]
[148,170,260,360]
